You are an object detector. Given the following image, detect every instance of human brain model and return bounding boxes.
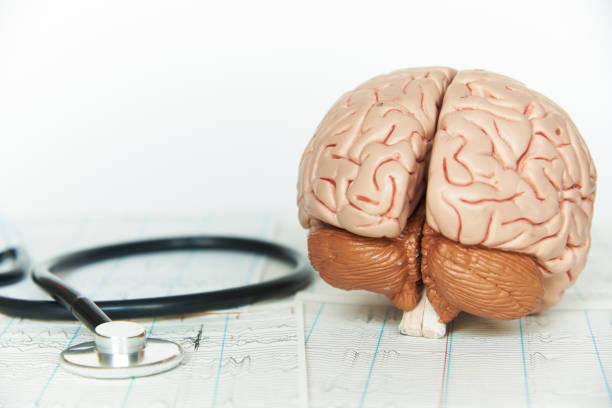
[297,67,596,338]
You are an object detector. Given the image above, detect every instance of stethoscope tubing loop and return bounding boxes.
[0,235,313,323]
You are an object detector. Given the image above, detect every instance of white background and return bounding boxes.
[0,0,610,224]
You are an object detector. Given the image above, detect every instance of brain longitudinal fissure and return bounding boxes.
[297,67,596,314]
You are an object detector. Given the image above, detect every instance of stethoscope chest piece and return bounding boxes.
[60,321,184,379]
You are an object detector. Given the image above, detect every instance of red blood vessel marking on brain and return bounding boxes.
[297,67,597,338]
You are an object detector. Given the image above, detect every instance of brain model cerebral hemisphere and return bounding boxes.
[297,67,597,338]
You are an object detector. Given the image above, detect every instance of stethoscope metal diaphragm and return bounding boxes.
[60,321,183,379]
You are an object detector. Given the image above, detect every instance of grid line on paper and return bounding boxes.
[212,313,230,408]
[121,318,160,408]
[573,286,585,301]
[163,245,198,296]
[121,378,136,408]
[358,306,390,408]
[151,241,202,333]
[438,326,450,408]
[0,222,17,343]
[32,219,91,408]
[440,321,454,408]
[34,326,82,407]
[305,302,325,345]
[519,318,531,408]
[295,300,309,408]
[0,318,15,340]
[584,310,612,404]
[245,216,272,284]
[208,217,271,407]
[121,217,207,407]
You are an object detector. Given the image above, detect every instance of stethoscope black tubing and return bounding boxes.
[0,236,313,329]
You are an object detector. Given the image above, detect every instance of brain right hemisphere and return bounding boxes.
[426,70,597,310]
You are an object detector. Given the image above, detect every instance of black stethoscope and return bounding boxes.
[0,236,312,378]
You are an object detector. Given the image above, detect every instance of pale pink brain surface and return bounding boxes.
[426,69,596,309]
[298,67,457,237]
[298,67,597,311]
